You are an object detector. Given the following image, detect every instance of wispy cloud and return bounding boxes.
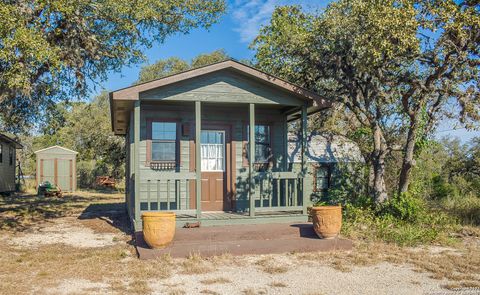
[230,0,323,43]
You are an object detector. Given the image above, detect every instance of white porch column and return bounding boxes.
[249,103,255,217]
[301,104,308,215]
[195,101,202,218]
[134,100,141,226]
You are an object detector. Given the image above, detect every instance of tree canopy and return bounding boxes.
[252,0,479,202]
[0,0,225,132]
[135,49,229,84]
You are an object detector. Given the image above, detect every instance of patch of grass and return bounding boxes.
[167,289,186,295]
[200,290,221,295]
[341,202,460,246]
[294,241,480,288]
[242,287,267,295]
[439,195,480,226]
[200,277,232,285]
[255,257,289,274]
[269,281,287,288]
[180,253,215,275]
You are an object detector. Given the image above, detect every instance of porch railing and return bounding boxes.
[253,171,303,212]
[138,171,304,217]
[139,172,196,215]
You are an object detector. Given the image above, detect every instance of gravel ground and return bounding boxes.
[2,192,478,295]
[7,217,118,248]
[148,260,448,295]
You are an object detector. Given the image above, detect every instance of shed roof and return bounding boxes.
[34,145,78,155]
[109,59,331,135]
[0,133,23,149]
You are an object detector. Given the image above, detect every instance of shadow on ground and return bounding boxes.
[0,192,125,232]
[79,203,131,235]
[289,223,319,239]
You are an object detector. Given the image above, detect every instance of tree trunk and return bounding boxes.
[398,117,418,194]
[372,124,388,203]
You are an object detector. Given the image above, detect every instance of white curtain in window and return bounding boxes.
[201,144,224,171]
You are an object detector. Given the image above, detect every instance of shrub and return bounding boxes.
[376,193,426,223]
[431,175,458,199]
[342,193,459,246]
[439,195,480,226]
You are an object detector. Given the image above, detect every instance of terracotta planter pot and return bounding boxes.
[142,212,176,249]
[311,206,342,239]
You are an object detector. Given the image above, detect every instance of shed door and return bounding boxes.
[56,159,72,191]
[41,159,55,185]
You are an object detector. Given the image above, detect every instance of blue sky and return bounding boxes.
[96,0,478,142]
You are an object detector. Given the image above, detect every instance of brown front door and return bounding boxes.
[200,128,231,211]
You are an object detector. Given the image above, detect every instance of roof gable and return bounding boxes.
[140,70,307,106]
[34,145,78,155]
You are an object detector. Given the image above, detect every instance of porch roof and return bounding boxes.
[0,133,22,149]
[109,59,330,135]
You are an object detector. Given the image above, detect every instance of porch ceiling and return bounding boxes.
[109,59,330,135]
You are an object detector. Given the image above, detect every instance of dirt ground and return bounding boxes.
[0,191,479,295]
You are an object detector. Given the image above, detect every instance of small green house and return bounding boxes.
[110,60,330,231]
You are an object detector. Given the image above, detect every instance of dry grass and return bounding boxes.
[293,241,480,289]
[269,281,287,288]
[255,256,289,274]
[167,289,186,295]
[0,191,125,232]
[180,253,216,275]
[200,290,221,295]
[200,277,232,285]
[242,287,267,295]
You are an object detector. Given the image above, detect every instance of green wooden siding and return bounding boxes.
[0,140,16,193]
[125,71,310,231]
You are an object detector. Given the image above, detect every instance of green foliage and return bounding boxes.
[342,197,459,246]
[252,0,480,202]
[0,0,225,131]
[377,193,425,223]
[328,162,370,207]
[136,49,229,84]
[431,175,458,200]
[439,195,480,226]
[77,160,110,189]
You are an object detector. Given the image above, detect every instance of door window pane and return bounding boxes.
[201,130,225,171]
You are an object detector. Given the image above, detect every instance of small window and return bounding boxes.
[0,144,2,163]
[151,122,177,162]
[9,147,13,166]
[314,164,332,193]
[246,125,271,163]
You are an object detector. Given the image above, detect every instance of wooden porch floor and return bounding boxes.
[177,210,303,220]
[175,210,307,227]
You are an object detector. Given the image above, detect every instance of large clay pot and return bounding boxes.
[311,206,342,239]
[142,212,176,249]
